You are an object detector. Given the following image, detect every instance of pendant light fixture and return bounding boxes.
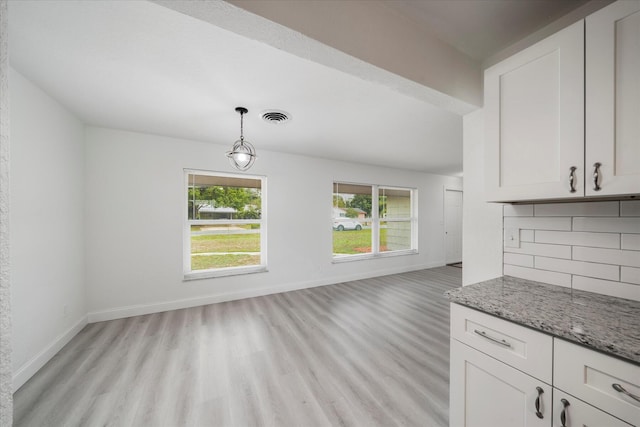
[226,107,256,171]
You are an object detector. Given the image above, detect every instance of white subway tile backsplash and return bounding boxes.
[504,204,534,216]
[535,230,620,248]
[534,201,618,217]
[573,247,640,268]
[621,200,640,217]
[573,276,640,301]
[622,234,640,251]
[520,230,535,242]
[503,200,639,299]
[504,264,572,288]
[573,217,640,234]
[504,242,571,258]
[621,266,640,285]
[504,217,571,231]
[535,257,619,281]
[504,253,534,268]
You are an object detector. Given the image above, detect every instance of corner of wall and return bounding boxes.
[462,109,503,285]
[9,68,88,393]
[12,316,87,392]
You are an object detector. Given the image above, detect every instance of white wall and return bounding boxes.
[0,0,12,421]
[462,110,503,285]
[85,127,462,320]
[10,69,86,390]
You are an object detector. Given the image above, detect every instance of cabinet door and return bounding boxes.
[552,390,631,427]
[586,0,640,196]
[450,339,550,427]
[485,21,584,202]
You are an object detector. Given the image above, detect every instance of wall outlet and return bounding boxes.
[504,227,520,248]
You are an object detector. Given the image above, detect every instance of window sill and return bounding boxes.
[183,265,268,281]
[332,249,418,264]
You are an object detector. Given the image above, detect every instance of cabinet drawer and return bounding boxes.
[552,389,631,427]
[450,303,553,383]
[554,339,640,426]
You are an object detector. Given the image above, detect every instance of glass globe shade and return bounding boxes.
[226,139,256,171]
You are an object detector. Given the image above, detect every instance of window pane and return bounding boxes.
[191,224,261,270]
[333,183,372,255]
[379,188,411,219]
[380,221,412,252]
[187,174,262,220]
[332,183,414,258]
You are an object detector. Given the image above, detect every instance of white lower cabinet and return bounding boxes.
[554,339,639,426]
[552,389,631,427]
[450,303,553,383]
[450,339,550,427]
[450,304,638,427]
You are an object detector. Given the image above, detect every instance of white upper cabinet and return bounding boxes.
[484,0,640,202]
[484,21,584,202]
[586,1,640,196]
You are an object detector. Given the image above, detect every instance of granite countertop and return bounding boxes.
[445,276,640,365]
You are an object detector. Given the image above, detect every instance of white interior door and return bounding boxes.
[445,189,463,264]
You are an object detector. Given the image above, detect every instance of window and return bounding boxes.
[184,170,266,279]
[332,182,417,260]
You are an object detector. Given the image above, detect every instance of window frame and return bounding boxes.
[183,169,267,280]
[332,181,418,262]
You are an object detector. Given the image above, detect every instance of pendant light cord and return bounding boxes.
[239,110,244,143]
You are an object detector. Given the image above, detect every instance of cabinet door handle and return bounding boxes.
[612,383,640,403]
[569,166,577,193]
[473,329,511,347]
[560,398,570,426]
[534,386,544,419]
[593,162,602,191]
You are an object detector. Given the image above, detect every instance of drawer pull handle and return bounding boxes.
[593,162,602,191]
[473,329,511,348]
[569,166,577,193]
[560,398,570,427]
[612,383,640,403]
[535,386,544,419]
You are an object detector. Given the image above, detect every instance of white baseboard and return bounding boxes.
[88,262,442,323]
[13,264,445,390]
[13,315,88,392]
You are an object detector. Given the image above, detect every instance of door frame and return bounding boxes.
[444,187,463,265]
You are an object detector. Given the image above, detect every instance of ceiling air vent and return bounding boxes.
[261,110,291,124]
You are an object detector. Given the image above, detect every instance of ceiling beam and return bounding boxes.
[153,0,480,115]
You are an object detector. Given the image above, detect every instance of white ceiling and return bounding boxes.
[8,0,591,176]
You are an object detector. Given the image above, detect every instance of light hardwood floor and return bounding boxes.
[14,266,461,426]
